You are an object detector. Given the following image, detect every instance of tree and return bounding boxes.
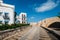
[14,12,17,24]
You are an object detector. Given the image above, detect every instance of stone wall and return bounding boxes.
[38,17,60,27]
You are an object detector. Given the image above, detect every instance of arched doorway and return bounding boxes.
[48,22,60,28]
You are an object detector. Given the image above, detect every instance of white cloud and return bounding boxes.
[35,0,60,12]
[29,16,35,22]
[30,16,35,19]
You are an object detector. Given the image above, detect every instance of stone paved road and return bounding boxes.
[39,27,51,40]
[18,26,58,40]
[3,26,58,40]
[18,26,40,40]
[3,26,32,40]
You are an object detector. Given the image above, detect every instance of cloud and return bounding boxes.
[35,0,60,12]
[30,16,35,19]
[29,16,35,22]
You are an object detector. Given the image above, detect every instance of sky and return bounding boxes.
[4,0,60,23]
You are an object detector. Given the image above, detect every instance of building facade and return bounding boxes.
[16,12,27,24]
[0,0,15,25]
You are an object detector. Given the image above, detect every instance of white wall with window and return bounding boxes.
[16,12,27,24]
[0,0,15,24]
[19,12,27,24]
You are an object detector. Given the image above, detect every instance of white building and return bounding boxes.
[16,12,27,24]
[0,0,15,24]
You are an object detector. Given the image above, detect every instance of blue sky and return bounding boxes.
[4,0,60,23]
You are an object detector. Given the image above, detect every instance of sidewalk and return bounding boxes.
[3,26,32,40]
[47,28,60,36]
[39,27,51,40]
[41,27,60,40]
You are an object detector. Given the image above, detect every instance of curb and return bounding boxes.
[41,27,60,40]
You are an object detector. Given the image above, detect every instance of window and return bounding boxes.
[23,15,25,18]
[0,12,2,16]
[0,21,2,24]
[24,17,25,20]
[5,13,9,17]
[24,22,25,24]
[3,12,10,20]
[22,21,23,23]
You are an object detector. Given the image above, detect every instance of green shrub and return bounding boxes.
[0,24,30,30]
